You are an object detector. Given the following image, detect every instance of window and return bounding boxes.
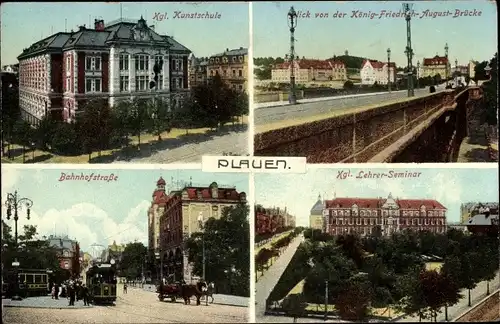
[135,55,149,71]
[238,70,243,77]
[66,56,71,72]
[177,78,182,89]
[120,76,129,92]
[66,78,71,92]
[135,75,149,91]
[232,57,236,63]
[85,56,101,71]
[175,59,180,71]
[85,78,102,93]
[239,56,243,62]
[232,69,236,76]
[119,54,129,71]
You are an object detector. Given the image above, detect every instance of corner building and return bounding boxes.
[17,17,191,125]
[324,194,447,236]
[148,178,246,283]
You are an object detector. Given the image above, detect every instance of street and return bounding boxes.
[254,87,441,128]
[112,128,248,163]
[2,284,248,323]
[255,234,303,317]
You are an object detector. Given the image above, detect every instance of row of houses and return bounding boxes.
[255,205,296,236]
[269,55,476,86]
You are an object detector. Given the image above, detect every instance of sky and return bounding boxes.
[255,167,499,227]
[1,167,248,256]
[253,1,497,66]
[0,2,249,65]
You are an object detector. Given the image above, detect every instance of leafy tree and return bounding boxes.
[282,293,308,323]
[11,119,34,163]
[146,97,172,141]
[334,275,373,321]
[128,97,151,147]
[394,267,428,322]
[480,53,497,125]
[186,203,250,297]
[51,122,80,155]
[110,100,134,147]
[336,234,366,268]
[419,269,461,322]
[120,242,147,280]
[34,116,58,151]
[78,99,113,160]
[172,96,200,134]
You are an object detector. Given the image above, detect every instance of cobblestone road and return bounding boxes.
[2,285,248,323]
[112,128,248,164]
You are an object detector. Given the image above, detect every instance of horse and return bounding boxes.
[202,282,215,304]
[180,281,207,305]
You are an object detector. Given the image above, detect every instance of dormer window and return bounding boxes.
[196,190,202,199]
[232,57,236,63]
[238,56,243,62]
[223,57,228,63]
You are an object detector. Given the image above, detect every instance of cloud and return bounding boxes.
[1,167,20,195]
[3,201,150,254]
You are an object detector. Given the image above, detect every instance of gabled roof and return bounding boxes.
[275,59,346,70]
[467,213,499,226]
[423,55,449,66]
[397,199,446,210]
[361,59,396,69]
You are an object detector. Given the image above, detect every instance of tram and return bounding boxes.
[3,268,50,297]
[85,264,117,304]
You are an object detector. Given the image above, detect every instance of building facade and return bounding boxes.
[421,55,450,79]
[17,17,191,125]
[360,59,396,85]
[271,59,347,84]
[188,55,209,88]
[310,194,324,231]
[47,235,80,276]
[468,60,476,78]
[324,194,447,237]
[255,205,295,235]
[154,180,246,283]
[206,47,248,91]
[148,177,169,270]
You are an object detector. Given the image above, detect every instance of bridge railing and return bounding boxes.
[254,87,482,163]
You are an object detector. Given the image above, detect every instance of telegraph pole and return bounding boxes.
[287,7,298,105]
[387,48,392,92]
[403,3,415,97]
[445,43,449,87]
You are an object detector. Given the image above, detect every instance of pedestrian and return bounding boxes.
[54,284,59,300]
[69,283,76,306]
[123,282,127,294]
[51,285,55,299]
[82,284,89,306]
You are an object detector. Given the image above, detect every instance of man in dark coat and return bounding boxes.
[68,283,76,306]
[82,284,90,306]
[54,283,59,300]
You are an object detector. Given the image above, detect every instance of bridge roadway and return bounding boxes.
[254,87,445,128]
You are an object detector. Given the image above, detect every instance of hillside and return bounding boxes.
[328,55,368,69]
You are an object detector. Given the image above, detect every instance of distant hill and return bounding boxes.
[328,55,368,69]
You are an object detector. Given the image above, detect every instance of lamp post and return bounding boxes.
[197,212,208,306]
[287,6,298,105]
[417,61,420,88]
[4,191,33,301]
[31,142,35,162]
[485,63,492,79]
[387,48,392,92]
[445,43,449,86]
[403,3,415,97]
[324,279,329,321]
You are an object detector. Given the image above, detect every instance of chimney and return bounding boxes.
[226,48,229,52]
[94,19,105,31]
[78,25,86,31]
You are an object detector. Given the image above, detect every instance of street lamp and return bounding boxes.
[31,142,35,163]
[287,6,298,105]
[403,3,415,97]
[387,48,392,92]
[485,63,492,78]
[4,191,33,300]
[324,279,329,321]
[417,61,420,88]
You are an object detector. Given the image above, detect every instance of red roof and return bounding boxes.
[185,187,242,200]
[362,59,396,69]
[157,177,166,186]
[275,59,345,70]
[423,55,449,66]
[152,190,168,205]
[325,197,446,210]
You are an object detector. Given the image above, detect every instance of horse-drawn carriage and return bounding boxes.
[157,280,210,305]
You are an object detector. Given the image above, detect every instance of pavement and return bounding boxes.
[136,284,249,308]
[2,295,94,309]
[394,271,500,322]
[254,86,447,127]
[112,127,248,164]
[2,284,248,324]
[255,234,304,317]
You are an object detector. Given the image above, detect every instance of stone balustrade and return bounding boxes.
[254,87,483,163]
